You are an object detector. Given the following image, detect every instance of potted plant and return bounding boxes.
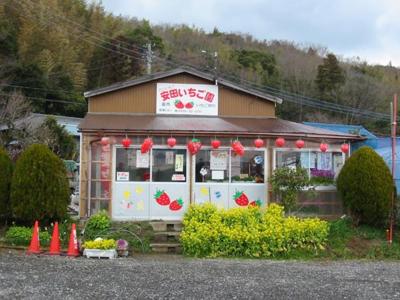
[116,239,129,257]
[83,238,117,259]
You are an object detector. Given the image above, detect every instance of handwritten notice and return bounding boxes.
[175,154,184,172]
[210,151,228,170]
[136,150,149,168]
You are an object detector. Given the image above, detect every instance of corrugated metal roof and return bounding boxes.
[0,113,82,136]
[303,122,377,139]
[79,113,362,140]
[84,67,283,104]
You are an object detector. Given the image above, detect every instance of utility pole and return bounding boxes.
[146,43,152,75]
[201,50,218,85]
[213,51,218,85]
[389,93,397,244]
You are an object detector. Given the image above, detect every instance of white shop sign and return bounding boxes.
[156,83,218,116]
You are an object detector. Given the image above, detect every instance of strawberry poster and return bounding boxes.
[156,83,218,116]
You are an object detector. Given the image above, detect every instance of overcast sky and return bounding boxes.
[98,0,400,66]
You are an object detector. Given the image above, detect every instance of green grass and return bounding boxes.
[321,218,400,260]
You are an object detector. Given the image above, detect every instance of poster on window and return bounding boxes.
[317,153,332,170]
[156,83,218,116]
[175,154,184,172]
[117,172,129,181]
[210,151,228,170]
[300,152,309,168]
[165,151,174,165]
[136,150,149,168]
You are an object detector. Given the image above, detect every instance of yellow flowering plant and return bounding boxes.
[181,203,329,258]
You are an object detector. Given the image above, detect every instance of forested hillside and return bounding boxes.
[1,0,399,134]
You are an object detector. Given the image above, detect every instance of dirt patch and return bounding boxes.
[346,237,381,256]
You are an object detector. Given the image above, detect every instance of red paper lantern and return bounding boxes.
[122,137,131,149]
[320,143,328,152]
[341,143,349,153]
[188,138,202,155]
[275,137,285,147]
[232,140,245,156]
[295,139,305,149]
[254,138,264,148]
[211,139,221,149]
[167,137,176,148]
[100,137,110,146]
[141,137,153,153]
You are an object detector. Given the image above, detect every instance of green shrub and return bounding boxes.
[0,147,13,221]
[270,167,310,213]
[83,210,111,240]
[337,146,394,227]
[83,239,116,250]
[5,226,51,246]
[181,203,329,258]
[10,144,70,224]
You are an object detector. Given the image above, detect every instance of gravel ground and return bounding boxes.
[1,250,400,299]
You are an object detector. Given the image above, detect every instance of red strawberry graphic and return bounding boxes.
[154,189,170,206]
[233,191,249,206]
[175,100,184,109]
[249,199,262,207]
[169,198,183,211]
[185,101,194,109]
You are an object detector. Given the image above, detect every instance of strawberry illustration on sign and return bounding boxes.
[154,189,171,206]
[233,190,249,206]
[169,198,183,211]
[185,102,194,109]
[249,199,262,207]
[175,100,184,109]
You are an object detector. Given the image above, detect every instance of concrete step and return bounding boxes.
[153,231,181,243]
[150,243,182,254]
[150,221,183,232]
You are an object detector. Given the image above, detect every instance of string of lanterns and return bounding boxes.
[99,136,350,154]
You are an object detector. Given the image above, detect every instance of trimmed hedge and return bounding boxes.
[5,226,51,246]
[181,203,329,258]
[10,144,70,224]
[0,147,13,220]
[337,146,394,226]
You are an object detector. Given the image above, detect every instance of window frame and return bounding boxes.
[273,147,346,185]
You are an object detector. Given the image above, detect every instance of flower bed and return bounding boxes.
[181,203,329,258]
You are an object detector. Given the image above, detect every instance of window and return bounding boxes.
[195,150,229,182]
[275,150,344,185]
[152,149,187,182]
[115,148,150,182]
[309,151,344,184]
[276,151,309,169]
[231,150,265,183]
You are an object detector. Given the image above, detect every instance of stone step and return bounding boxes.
[150,243,182,254]
[153,231,181,243]
[150,221,183,232]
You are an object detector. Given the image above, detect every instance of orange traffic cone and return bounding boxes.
[27,220,41,254]
[48,222,61,255]
[66,223,79,257]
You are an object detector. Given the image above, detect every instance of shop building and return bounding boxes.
[79,68,361,220]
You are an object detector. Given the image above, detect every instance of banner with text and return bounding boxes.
[156,83,218,116]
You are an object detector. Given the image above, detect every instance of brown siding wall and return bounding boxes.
[89,74,275,117]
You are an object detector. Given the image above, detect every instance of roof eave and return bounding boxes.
[84,67,282,104]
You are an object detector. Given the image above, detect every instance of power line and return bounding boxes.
[9,0,393,121]
[0,92,87,106]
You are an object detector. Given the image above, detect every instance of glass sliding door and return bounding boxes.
[193,149,230,209]
[149,147,189,220]
[112,147,151,220]
[193,148,267,209]
[229,149,266,208]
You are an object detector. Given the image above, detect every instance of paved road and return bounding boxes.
[1,250,400,299]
